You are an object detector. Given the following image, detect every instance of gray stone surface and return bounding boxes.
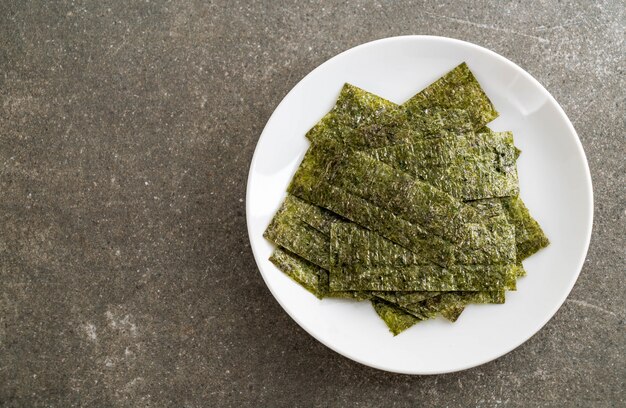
[1,0,624,406]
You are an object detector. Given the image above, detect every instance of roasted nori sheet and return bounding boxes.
[339,63,498,149]
[372,299,423,336]
[329,262,517,292]
[372,287,505,334]
[314,71,548,260]
[269,247,328,299]
[289,140,517,265]
[368,130,520,200]
[316,63,548,260]
[264,199,332,270]
[311,66,544,262]
[265,197,514,302]
[281,194,342,235]
[373,291,441,306]
[264,62,549,333]
[402,291,505,321]
[306,83,396,143]
[402,63,498,132]
[500,196,550,261]
[269,247,373,300]
[331,222,522,281]
[330,222,427,268]
[467,195,549,261]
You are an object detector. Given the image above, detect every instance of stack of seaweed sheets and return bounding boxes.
[263,63,549,335]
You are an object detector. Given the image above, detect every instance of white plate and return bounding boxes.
[246,36,593,374]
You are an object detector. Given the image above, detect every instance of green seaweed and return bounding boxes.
[329,150,488,245]
[305,66,541,267]
[330,222,427,268]
[265,197,518,306]
[402,62,499,132]
[500,196,550,261]
[372,299,423,336]
[286,63,513,267]
[263,194,348,270]
[264,204,332,270]
[375,293,466,326]
[374,291,441,307]
[269,247,373,300]
[265,63,548,332]
[343,63,498,148]
[329,261,517,292]
[338,63,498,149]
[312,81,532,270]
[373,290,504,332]
[330,223,517,317]
[369,129,514,167]
[269,248,328,299]
[306,83,397,143]
[330,223,516,309]
[368,130,519,200]
[281,194,342,235]
[467,195,549,261]
[339,107,477,149]
[387,291,505,322]
[442,306,465,322]
[289,141,517,265]
[467,197,507,219]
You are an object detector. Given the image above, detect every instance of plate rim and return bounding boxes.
[245,35,594,374]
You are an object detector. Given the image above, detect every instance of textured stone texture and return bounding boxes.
[0,1,624,407]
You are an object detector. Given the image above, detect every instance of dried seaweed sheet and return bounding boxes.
[500,196,550,261]
[286,63,512,267]
[306,83,396,143]
[372,299,423,336]
[289,141,517,265]
[270,247,372,300]
[330,85,549,260]
[385,292,459,321]
[330,260,516,292]
[370,129,515,168]
[338,63,498,149]
[269,247,328,299]
[265,63,548,332]
[399,291,505,322]
[304,67,538,266]
[330,222,427,268]
[266,198,511,303]
[280,194,342,235]
[467,197,507,219]
[308,81,532,268]
[402,62,498,133]
[368,130,519,200]
[337,106,468,149]
[467,195,549,261]
[329,150,490,246]
[373,291,441,305]
[264,204,332,270]
[330,222,515,303]
[263,195,351,273]
[290,177,451,266]
[442,306,466,322]
[330,222,522,283]
[373,289,504,334]
[294,177,515,267]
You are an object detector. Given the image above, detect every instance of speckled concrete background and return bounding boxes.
[1,1,624,407]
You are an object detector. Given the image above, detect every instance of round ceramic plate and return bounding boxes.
[246,36,593,374]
